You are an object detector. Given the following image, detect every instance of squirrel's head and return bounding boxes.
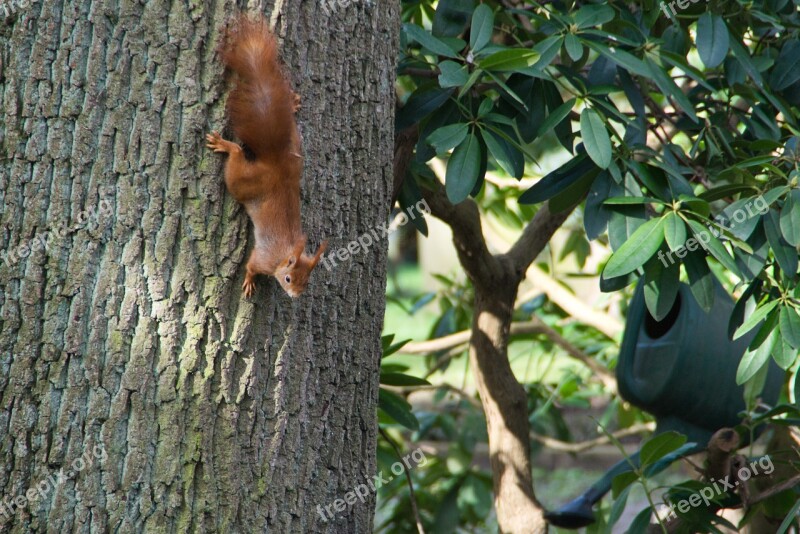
[276,238,328,297]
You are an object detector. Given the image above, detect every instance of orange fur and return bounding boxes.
[207,15,326,298]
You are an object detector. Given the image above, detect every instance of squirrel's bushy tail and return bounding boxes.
[220,16,296,158]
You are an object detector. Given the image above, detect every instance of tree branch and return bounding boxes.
[419,183,502,286]
[505,202,577,277]
[516,266,624,340]
[399,320,616,391]
[392,125,419,204]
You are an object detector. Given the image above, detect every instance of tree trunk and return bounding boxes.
[413,185,571,533]
[0,2,397,532]
[471,279,548,534]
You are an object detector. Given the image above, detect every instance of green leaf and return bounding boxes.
[684,250,714,312]
[749,307,780,350]
[519,153,595,204]
[404,23,460,59]
[580,108,612,169]
[478,49,540,72]
[770,40,800,90]
[696,14,729,68]
[775,492,800,534]
[729,280,762,339]
[586,41,650,77]
[380,372,431,386]
[699,184,758,202]
[641,431,687,468]
[382,334,397,353]
[729,38,765,88]
[762,185,790,207]
[482,124,524,178]
[549,167,599,213]
[378,389,419,430]
[574,4,615,29]
[564,33,583,62]
[735,223,769,280]
[676,195,710,218]
[733,299,778,340]
[644,57,698,122]
[780,189,800,246]
[433,478,464,532]
[722,198,763,241]
[446,132,482,203]
[536,97,576,138]
[765,210,799,278]
[603,217,665,278]
[532,35,563,70]
[664,212,687,252]
[477,97,493,117]
[397,86,454,130]
[432,0,475,37]
[459,68,483,96]
[780,305,800,349]
[604,196,664,205]
[584,171,615,240]
[458,475,492,517]
[383,335,411,357]
[482,129,517,178]
[438,60,469,88]
[469,3,494,53]
[628,507,653,534]
[686,220,741,278]
[773,338,796,370]
[644,254,680,321]
[427,123,469,155]
[737,329,776,385]
[611,472,638,499]
[608,203,646,250]
[608,485,632,528]
[397,177,429,236]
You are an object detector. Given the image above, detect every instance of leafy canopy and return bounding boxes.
[396,0,800,389]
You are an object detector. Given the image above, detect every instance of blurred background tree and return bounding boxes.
[376,1,800,532]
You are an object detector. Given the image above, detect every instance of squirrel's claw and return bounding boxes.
[242,278,256,298]
[206,131,228,153]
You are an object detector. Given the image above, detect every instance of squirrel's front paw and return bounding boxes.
[242,278,256,299]
[206,131,230,153]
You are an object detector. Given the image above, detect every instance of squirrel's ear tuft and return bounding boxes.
[292,239,305,260]
[311,240,328,268]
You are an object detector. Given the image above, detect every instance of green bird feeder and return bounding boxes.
[546,279,783,529]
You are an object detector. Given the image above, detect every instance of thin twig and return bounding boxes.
[530,422,656,453]
[378,428,426,534]
[392,383,482,410]
[399,320,617,391]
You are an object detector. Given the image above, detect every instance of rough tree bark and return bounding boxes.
[0,1,397,532]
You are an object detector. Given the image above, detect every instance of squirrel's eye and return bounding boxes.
[285,276,291,283]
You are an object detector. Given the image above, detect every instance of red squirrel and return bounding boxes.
[207,15,327,298]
